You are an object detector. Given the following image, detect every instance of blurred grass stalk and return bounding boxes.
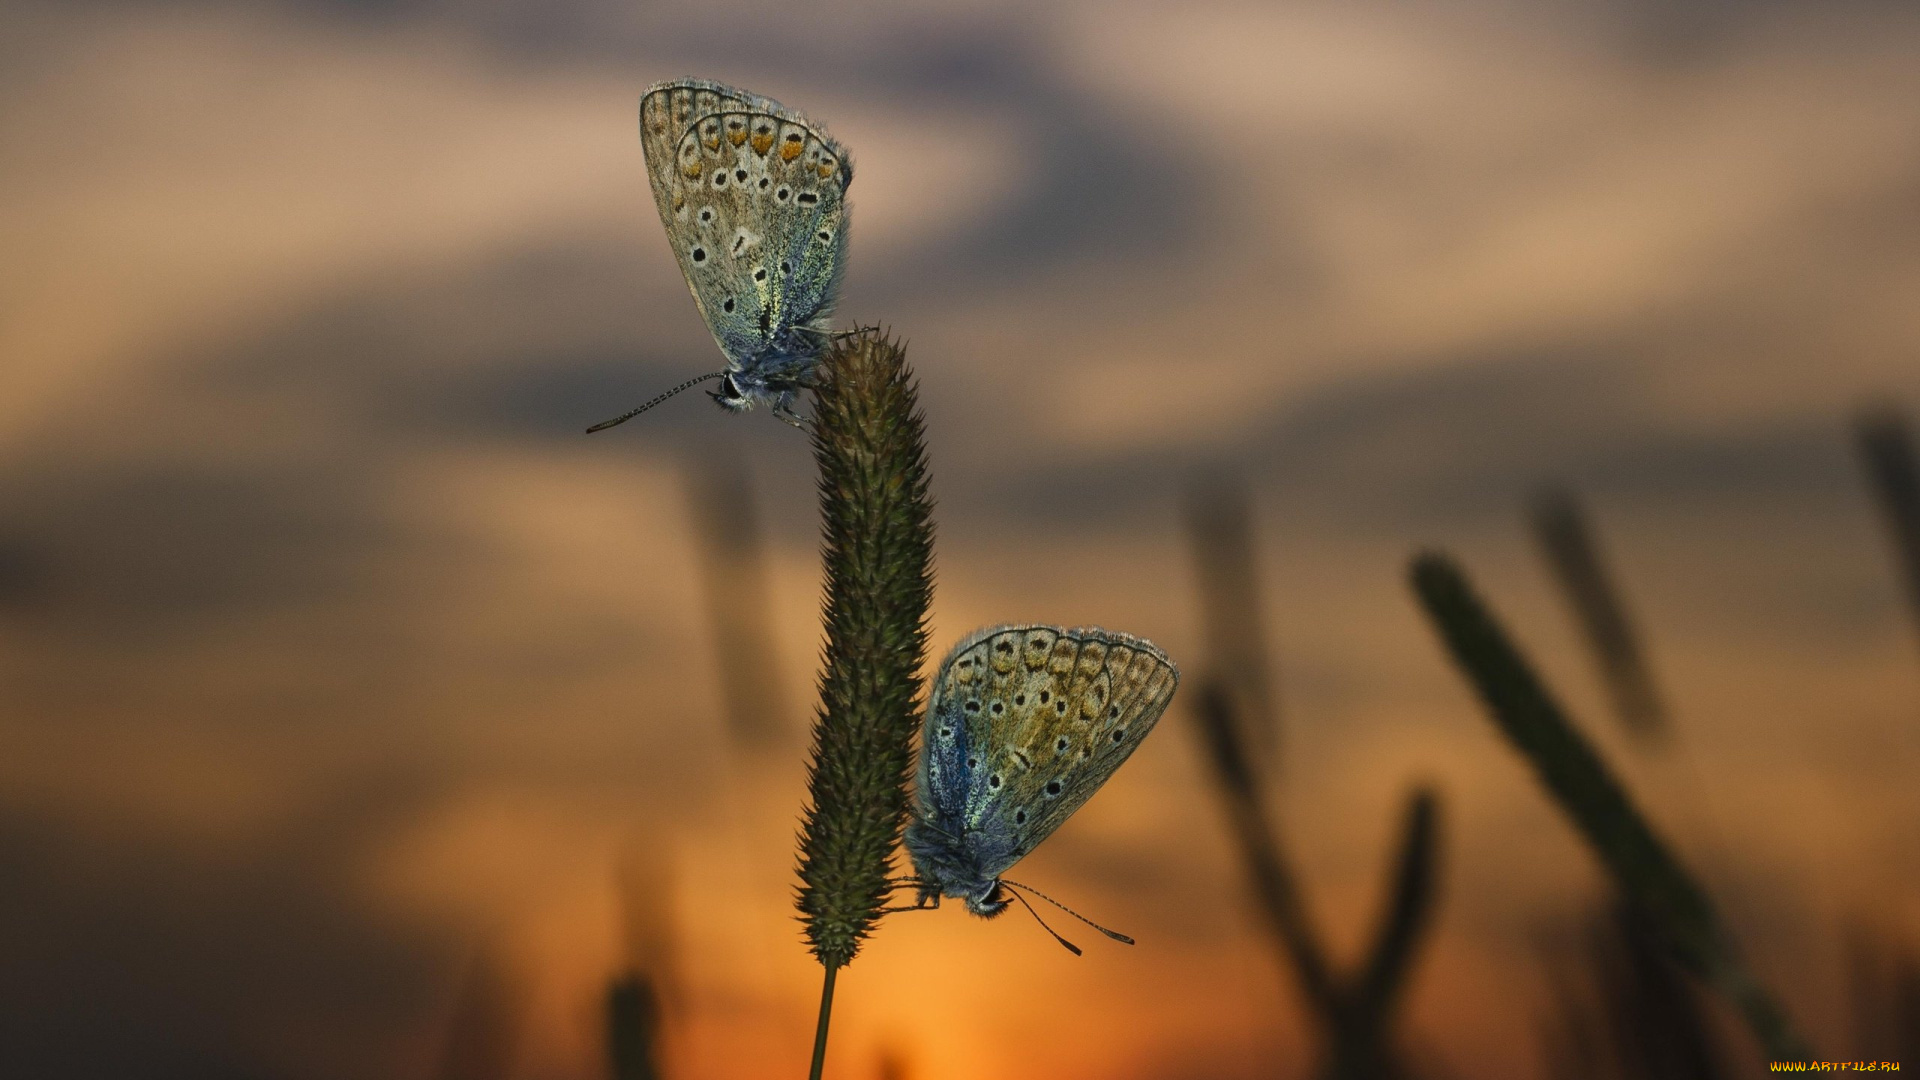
[1843,923,1920,1062]
[1410,552,1812,1062]
[793,332,934,1080]
[605,840,678,1080]
[1537,902,1729,1080]
[1529,488,1668,742]
[1853,408,1920,659]
[875,1046,914,1080]
[432,953,520,1080]
[1185,474,1441,1079]
[606,973,664,1080]
[1195,683,1442,1079]
[684,450,791,749]
[1192,680,1337,1015]
[1184,471,1283,767]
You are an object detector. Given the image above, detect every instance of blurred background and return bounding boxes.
[3,0,1919,1076]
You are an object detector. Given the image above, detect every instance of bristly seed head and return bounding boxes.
[794,329,935,970]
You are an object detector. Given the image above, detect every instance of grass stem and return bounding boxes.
[808,964,838,1080]
[1410,551,1812,1062]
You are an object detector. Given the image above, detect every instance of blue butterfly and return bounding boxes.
[899,625,1180,951]
[590,79,852,433]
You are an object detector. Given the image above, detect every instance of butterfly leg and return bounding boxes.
[823,325,878,341]
[877,893,940,915]
[770,391,811,431]
[800,324,875,342]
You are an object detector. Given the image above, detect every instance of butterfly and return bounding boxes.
[899,625,1180,952]
[588,79,853,433]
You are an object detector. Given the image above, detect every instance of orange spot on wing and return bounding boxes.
[751,133,774,154]
[818,162,834,179]
[781,138,804,162]
[682,160,703,178]
[728,129,747,146]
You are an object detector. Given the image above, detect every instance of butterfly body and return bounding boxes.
[637,79,852,425]
[905,625,1180,918]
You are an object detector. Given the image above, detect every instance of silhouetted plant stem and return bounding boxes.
[1844,922,1920,1061]
[793,332,935,1076]
[1353,788,1442,1024]
[1184,471,1283,766]
[1193,679,1442,1079]
[1854,409,1920,660]
[1536,901,1731,1080]
[1409,551,1813,1062]
[605,973,663,1080]
[1529,488,1668,742]
[1181,470,1442,1079]
[433,952,519,1080]
[684,450,789,749]
[1194,679,1340,1013]
[808,965,837,1080]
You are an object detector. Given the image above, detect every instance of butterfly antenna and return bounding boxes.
[1001,879,1135,945]
[585,372,724,434]
[1005,887,1082,956]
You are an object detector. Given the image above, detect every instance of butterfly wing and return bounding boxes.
[918,625,1180,881]
[640,80,770,223]
[639,80,852,372]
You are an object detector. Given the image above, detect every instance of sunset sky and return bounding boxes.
[4,1,1920,1077]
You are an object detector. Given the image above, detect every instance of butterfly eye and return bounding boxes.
[1045,781,1062,796]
